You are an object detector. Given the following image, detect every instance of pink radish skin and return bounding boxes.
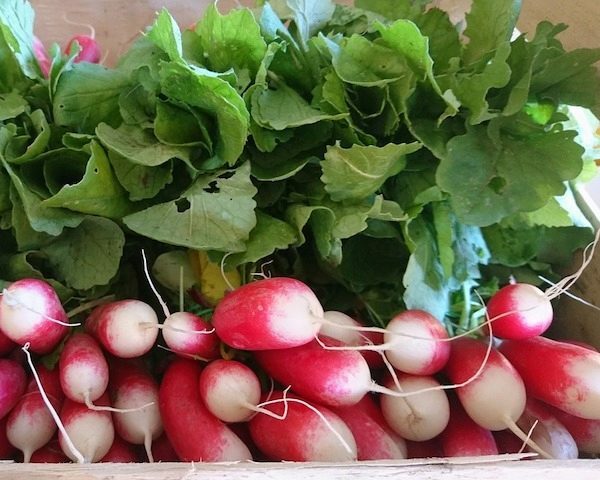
[66,35,101,63]
[333,395,407,460]
[59,393,115,463]
[30,439,70,463]
[100,436,141,463]
[33,36,51,77]
[517,398,578,459]
[158,358,252,462]
[0,278,69,354]
[59,332,108,405]
[493,429,524,455]
[198,359,261,423]
[109,361,162,461]
[380,373,450,442]
[444,338,527,432]
[499,336,600,420]
[161,312,219,360]
[440,397,498,457]
[485,283,553,339]
[0,417,17,460]
[405,438,444,459]
[150,433,179,462]
[248,391,357,462]
[212,277,324,350]
[0,358,27,419]
[383,310,451,375]
[319,311,384,369]
[254,337,372,407]
[86,300,159,359]
[546,403,600,455]
[0,329,16,356]
[6,365,64,462]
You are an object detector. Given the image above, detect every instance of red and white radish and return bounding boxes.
[198,359,262,423]
[319,311,384,368]
[109,360,162,462]
[0,417,17,460]
[100,436,141,463]
[485,283,553,339]
[59,393,115,463]
[248,390,357,462]
[6,365,64,462]
[59,332,109,408]
[546,403,600,455]
[499,336,600,420]
[379,373,450,442]
[160,312,219,360]
[150,433,179,462]
[440,396,498,457]
[0,278,70,354]
[0,329,16,356]
[212,277,324,350]
[66,35,102,63]
[85,300,159,358]
[383,310,450,375]
[333,394,407,460]
[0,358,27,419]
[29,438,70,463]
[158,358,252,462]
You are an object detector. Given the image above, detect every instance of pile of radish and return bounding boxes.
[0,275,599,464]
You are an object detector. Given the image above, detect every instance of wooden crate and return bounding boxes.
[5,0,600,478]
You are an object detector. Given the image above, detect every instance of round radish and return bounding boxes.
[0,358,27,419]
[212,277,324,350]
[0,329,16,356]
[0,278,70,354]
[0,417,17,460]
[30,438,70,463]
[65,35,101,63]
[198,359,261,423]
[380,373,450,442]
[85,300,159,358]
[383,309,451,375]
[485,283,553,339]
[161,312,220,360]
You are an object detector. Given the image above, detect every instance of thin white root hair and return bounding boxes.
[21,343,86,464]
[179,266,185,313]
[0,289,80,327]
[141,249,171,318]
[61,13,96,38]
[518,419,540,455]
[219,252,236,293]
[83,391,155,414]
[539,275,600,312]
[66,295,114,319]
[144,432,155,463]
[139,321,215,335]
[250,260,274,280]
[504,416,553,459]
[156,344,210,362]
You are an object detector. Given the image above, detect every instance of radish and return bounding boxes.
[333,395,407,460]
[198,359,262,423]
[0,417,17,460]
[158,358,252,462]
[0,278,70,354]
[85,300,159,358]
[150,433,179,462]
[212,277,324,350]
[546,403,600,455]
[109,360,162,462]
[379,373,450,442]
[0,358,27,419]
[383,310,451,375]
[517,398,578,459]
[160,312,220,360]
[405,438,444,459]
[6,365,64,462]
[59,332,110,408]
[100,436,141,463]
[0,329,16,356]
[493,429,524,455]
[499,336,600,420]
[33,36,51,77]
[66,35,102,63]
[30,438,70,463]
[485,283,553,339]
[248,390,357,462]
[440,396,498,457]
[444,337,552,458]
[319,311,384,368]
[59,393,114,463]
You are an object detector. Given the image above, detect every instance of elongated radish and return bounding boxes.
[444,337,551,458]
[380,373,450,442]
[6,365,64,462]
[485,283,553,339]
[517,398,578,459]
[85,300,159,358]
[248,391,357,462]
[546,403,600,455]
[499,336,600,420]
[319,311,384,368]
[0,278,70,354]
[198,359,261,423]
[59,393,115,463]
[333,395,407,460]
[0,358,27,419]
[440,396,498,457]
[59,332,109,408]
[100,436,141,463]
[212,277,323,350]
[109,360,162,462]
[158,358,252,462]
[161,312,219,360]
[383,310,450,375]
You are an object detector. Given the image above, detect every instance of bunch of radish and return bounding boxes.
[1,275,600,464]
